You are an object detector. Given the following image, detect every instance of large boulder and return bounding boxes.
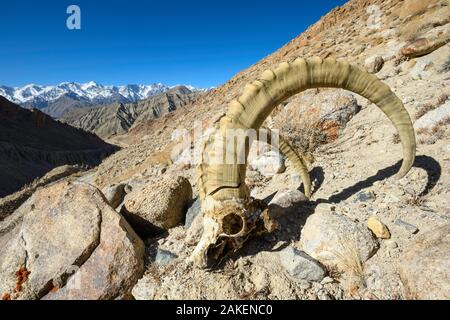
[401,25,450,58]
[0,181,144,300]
[400,224,450,300]
[122,175,193,237]
[300,211,378,270]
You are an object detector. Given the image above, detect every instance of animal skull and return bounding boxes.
[191,57,416,267]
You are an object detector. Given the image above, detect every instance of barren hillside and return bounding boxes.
[1,0,449,300]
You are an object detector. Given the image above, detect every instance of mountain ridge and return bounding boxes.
[61,85,203,138]
[0,82,206,117]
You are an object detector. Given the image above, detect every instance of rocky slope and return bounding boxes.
[61,86,203,138]
[0,97,118,198]
[1,0,449,300]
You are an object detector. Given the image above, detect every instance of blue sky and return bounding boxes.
[0,0,347,88]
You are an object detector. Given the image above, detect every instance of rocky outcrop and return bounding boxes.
[0,181,144,300]
[0,97,118,198]
[400,224,450,300]
[122,175,193,238]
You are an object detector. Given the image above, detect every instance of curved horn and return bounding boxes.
[192,57,416,267]
[199,57,415,207]
[256,128,312,198]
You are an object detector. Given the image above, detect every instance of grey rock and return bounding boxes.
[300,211,378,269]
[250,150,286,176]
[268,189,307,216]
[185,198,201,228]
[355,190,375,202]
[101,184,126,209]
[155,249,178,265]
[279,246,326,282]
[395,219,419,234]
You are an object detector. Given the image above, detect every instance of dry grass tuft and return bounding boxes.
[415,103,435,119]
[330,234,367,298]
[416,117,449,145]
[415,95,449,120]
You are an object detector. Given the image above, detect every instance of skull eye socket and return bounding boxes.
[222,213,244,236]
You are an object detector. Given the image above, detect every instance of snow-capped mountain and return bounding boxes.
[0,82,206,118]
[0,82,171,107]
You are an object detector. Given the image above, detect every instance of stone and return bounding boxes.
[279,246,326,282]
[0,181,144,300]
[355,190,375,202]
[101,183,126,209]
[400,224,450,300]
[409,58,434,80]
[300,211,378,270]
[364,56,384,73]
[185,211,204,246]
[367,216,391,239]
[184,197,201,228]
[321,277,334,285]
[155,249,178,265]
[131,275,157,300]
[250,150,286,176]
[394,219,419,234]
[268,189,307,216]
[122,175,193,238]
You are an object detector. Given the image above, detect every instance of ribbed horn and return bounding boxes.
[199,57,416,205]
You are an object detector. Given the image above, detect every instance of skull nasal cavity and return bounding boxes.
[222,213,244,236]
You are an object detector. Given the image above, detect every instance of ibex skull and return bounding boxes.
[191,57,416,268]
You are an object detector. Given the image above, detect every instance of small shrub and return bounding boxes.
[416,118,448,144]
[392,133,401,144]
[415,103,435,119]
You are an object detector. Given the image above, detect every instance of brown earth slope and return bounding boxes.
[0,96,118,197]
